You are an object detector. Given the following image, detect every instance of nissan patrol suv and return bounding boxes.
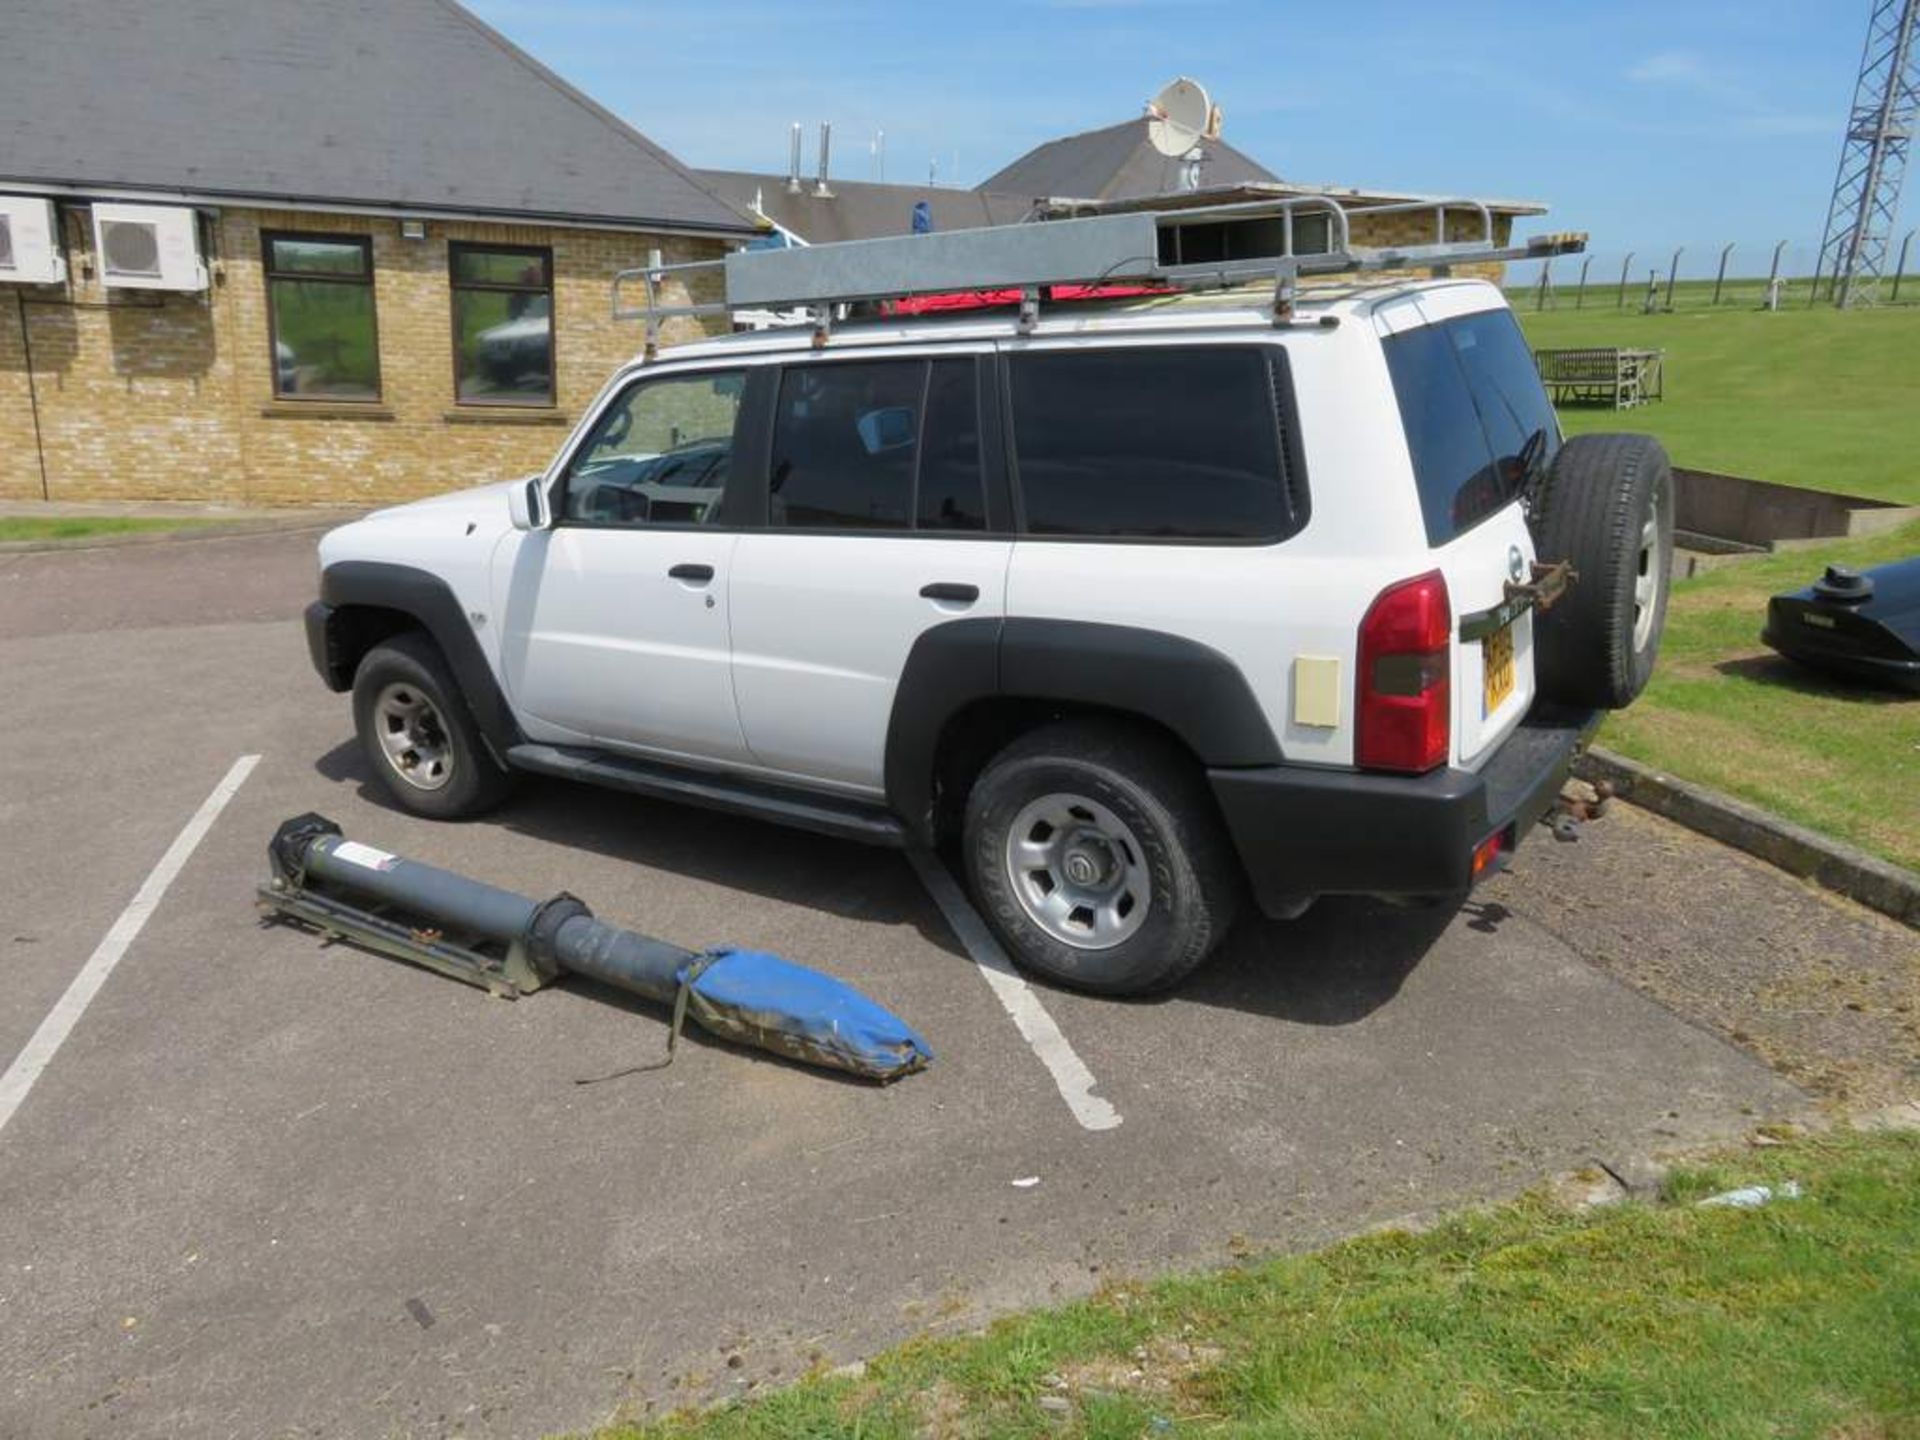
[303,201,1671,995]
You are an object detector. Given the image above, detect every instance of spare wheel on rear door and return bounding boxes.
[1528,432,1674,709]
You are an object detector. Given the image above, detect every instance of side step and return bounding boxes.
[505,742,909,848]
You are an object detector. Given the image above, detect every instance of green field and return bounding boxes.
[1509,294,1920,505]
[1498,296,1920,870]
[593,1128,1920,1440]
[1606,520,1920,872]
[1509,272,1920,315]
[0,516,229,543]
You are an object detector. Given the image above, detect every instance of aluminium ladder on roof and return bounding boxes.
[612,193,1585,356]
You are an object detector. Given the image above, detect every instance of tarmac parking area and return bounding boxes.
[5,529,1905,1439]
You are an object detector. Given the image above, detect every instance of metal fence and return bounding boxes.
[1502,233,1919,311]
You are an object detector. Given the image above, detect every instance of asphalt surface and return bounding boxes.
[2,528,1895,1439]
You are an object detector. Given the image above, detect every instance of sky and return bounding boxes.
[465,0,1897,281]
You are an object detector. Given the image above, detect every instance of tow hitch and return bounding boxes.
[1545,776,1612,841]
[1513,558,1576,612]
[1459,560,1579,642]
[256,814,932,1083]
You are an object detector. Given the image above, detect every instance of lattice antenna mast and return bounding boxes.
[1814,0,1920,308]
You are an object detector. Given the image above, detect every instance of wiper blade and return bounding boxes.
[1509,426,1549,504]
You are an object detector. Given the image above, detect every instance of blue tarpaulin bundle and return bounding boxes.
[679,948,933,1082]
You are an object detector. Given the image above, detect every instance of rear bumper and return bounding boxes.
[1209,705,1600,917]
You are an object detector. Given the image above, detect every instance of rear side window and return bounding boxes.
[1008,347,1306,541]
[770,358,986,531]
[1384,308,1560,546]
[917,360,987,532]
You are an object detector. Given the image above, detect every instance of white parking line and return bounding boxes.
[0,754,260,1139]
[907,849,1122,1132]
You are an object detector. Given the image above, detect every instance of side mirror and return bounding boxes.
[507,475,550,531]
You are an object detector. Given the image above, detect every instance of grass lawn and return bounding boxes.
[1500,292,1920,869]
[0,516,232,544]
[595,1128,1920,1439]
[1598,519,1920,873]
[1508,295,1920,505]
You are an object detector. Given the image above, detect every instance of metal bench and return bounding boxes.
[1533,346,1664,409]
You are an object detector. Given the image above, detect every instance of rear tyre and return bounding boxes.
[962,721,1242,996]
[1529,432,1674,709]
[351,631,513,820]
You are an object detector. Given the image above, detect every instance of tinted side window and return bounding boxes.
[1445,309,1560,487]
[1383,323,1502,546]
[771,360,924,530]
[1385,309,1559,546]
[1009,348,1303,541]
[562,369,744,527]
[918,360,986,532]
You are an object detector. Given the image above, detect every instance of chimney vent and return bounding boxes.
[814,122,834,199]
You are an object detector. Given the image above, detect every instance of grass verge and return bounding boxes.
[596,1128,1919,1439]
[1599,519,1920,874]
[0,516,232,544]
[1508,299,1920,506]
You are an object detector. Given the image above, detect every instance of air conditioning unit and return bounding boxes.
[0,196,67,285]
[91,202,208,291]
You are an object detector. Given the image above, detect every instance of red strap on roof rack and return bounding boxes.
[885,283,1168,316]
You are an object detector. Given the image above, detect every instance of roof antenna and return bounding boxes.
[814,122,834,199]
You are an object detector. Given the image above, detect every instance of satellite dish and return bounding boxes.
[1146,77,1212,158]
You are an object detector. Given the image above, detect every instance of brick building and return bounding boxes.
[0,0,756,507]
[2,9,1548,508]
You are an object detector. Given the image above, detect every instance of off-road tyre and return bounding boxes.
[351,631,514,820]
[1529,432,1675,709]
[962,721,1243,996]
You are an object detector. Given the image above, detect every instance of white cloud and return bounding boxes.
[1627,51,1707,84]
[1623,48,1829,140]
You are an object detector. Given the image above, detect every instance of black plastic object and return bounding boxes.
[1763,555,1920,692]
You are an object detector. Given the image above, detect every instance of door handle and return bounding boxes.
[919,582,980,604]
[669,563,715,583]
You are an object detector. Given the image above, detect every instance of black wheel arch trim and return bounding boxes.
[883,617,1282,842]
[313,561,524,758]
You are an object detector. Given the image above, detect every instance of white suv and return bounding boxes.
[306,244,1671,995]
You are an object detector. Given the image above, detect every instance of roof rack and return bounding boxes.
[612,194,1584,357]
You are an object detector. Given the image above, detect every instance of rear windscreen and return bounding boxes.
[1383,308,1560,546]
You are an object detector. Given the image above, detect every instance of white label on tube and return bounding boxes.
[331,840,400,872]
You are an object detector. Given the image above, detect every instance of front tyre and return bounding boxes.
[962,722,1241,996]
[350,631,513,819]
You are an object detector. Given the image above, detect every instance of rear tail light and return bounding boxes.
[1357,569,1451,773]
[1471,828,1508,882]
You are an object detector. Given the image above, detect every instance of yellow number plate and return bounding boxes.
[1483,623,1516,714]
